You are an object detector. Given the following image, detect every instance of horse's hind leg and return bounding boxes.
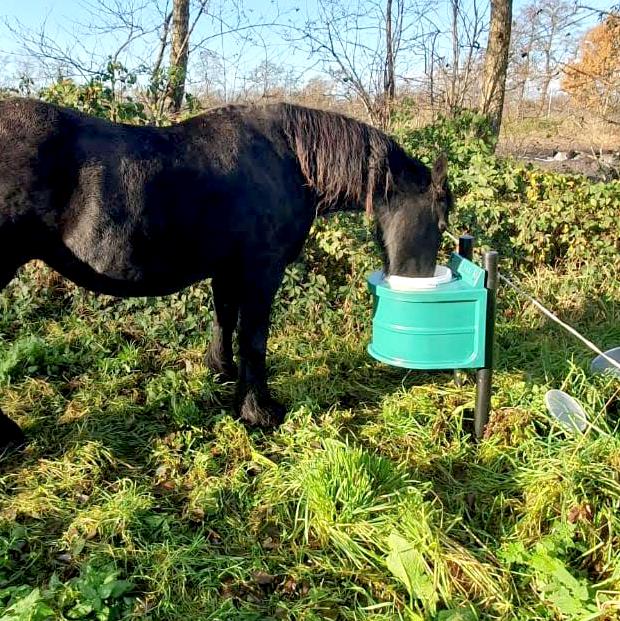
[205,275,240,382]
[0,266,27,452]
[0,410,25,453]
[235,266,285,428]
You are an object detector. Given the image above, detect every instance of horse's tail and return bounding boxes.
[279,103,394,215]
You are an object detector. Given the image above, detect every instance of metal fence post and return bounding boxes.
[458,234,474,261]
[474,250,499,439]
[454,235,475,387]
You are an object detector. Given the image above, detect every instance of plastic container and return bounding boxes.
[367,254,488,370]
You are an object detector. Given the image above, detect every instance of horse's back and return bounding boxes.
[0,97,63,137]
[0,98,315,295]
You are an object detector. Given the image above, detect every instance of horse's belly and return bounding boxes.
[47,231,217,297]
[47,253,211,297]
[62,210,223,279]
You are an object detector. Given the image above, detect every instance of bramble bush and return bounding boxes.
[1,83,617,339]
[393,112,619,271]
[39,62,149,126]
[283,111,619,315]
[9,79,618,283]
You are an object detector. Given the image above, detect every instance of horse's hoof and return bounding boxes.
[237,390,285,428]
[205,351,238,382]
[0,413,27,454]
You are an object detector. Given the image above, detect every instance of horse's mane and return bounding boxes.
[279,103,413,215]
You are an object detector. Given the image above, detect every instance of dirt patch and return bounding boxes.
[498,115,620,181]
[498,143,620,181]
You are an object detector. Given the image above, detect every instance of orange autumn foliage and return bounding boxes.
[562,14,620,115]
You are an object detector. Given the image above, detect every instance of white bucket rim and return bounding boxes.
[386,265,454,291]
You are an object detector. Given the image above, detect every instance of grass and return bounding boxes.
[0,219,619,621]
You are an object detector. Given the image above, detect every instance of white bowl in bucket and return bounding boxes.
[387,265,454,291]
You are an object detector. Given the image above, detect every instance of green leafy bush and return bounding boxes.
[394,112,620,273]
[392,111,497,190]
[26,77,620,277]
[39,62,148,125]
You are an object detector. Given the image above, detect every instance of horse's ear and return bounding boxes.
[431,154,448,196]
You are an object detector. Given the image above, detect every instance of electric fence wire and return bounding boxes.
[444,230,620,375]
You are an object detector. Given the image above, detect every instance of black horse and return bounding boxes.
[0,98,451,450]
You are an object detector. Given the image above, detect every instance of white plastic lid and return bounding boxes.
[544,389,588,433]
[386,265,454,291]
[591,347,620,378]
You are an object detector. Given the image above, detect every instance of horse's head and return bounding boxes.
[375,154,452,277]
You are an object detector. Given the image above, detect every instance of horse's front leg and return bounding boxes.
[235,267,286,428]
[205,275,240,382]
[0,266,27,452]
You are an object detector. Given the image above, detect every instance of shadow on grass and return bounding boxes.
[1,289,617,504]
[272,346,456,408]
[495,293,619,382]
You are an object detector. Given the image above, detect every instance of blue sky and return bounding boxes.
[1,0,310,89]
[0,0,614,93]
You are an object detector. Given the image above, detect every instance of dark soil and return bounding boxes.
[498,142,620,181]
[520,153,618,180]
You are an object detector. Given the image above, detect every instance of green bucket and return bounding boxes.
[367,253,488,370]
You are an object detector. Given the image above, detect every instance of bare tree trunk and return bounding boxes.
[383,0,395,126]
[166,0,190,114]
[517,19,536,118]
[449,0,459,114]
[151,11,173,91]
[480,0,513,135]
[429,42,436,116]
[458,0,484,109]
[539,20,558,113]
